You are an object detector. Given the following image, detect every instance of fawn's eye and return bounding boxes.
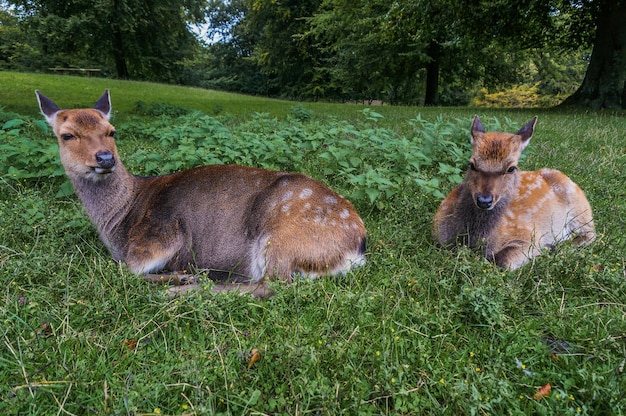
[469,162,477,171]
[506,166,517,173]
[61,133,75,141]
[108,130,116,138]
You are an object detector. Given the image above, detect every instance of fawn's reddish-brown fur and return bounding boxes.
[37,90,366,297]
[433,116,595,269]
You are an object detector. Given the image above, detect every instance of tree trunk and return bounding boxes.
[560,1,626,109]
[424,40,441,106]
[111,0,129,80]
[112,29,129,79]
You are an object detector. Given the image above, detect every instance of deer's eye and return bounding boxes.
[506,166,518,174]
[108,130,116,138]
[61,133,75,141]
[469,162,477,171]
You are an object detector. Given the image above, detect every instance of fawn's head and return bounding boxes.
[467,115,537,210]
[36,89,118,182]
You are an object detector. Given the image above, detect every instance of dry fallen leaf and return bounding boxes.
[248,348,260,369]
[124,338,137,350]
[533,383,551,400]
[39,322,53,337]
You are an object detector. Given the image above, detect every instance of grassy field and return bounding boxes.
[1,71,625,415]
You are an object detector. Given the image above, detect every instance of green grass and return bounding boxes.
[1,71,625,415]
[1,70,528,122]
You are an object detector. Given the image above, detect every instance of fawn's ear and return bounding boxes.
[35,90,61,127]
[94,89,111,120]
[516,116,538,151]
[470,115,485,145]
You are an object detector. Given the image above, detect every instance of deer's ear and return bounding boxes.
[35,90,61,126]
[94,89,111,120]
[470,115,485,145]
[516,116,538,151]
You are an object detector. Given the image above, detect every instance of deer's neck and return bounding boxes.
[457,185,509,247]
[70,163,139,256]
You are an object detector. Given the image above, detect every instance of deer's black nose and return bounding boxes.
[95,151,115,169]
[476,194,493,210]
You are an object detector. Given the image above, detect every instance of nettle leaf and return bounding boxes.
[34,119,50,134]
[360,108,384,121]
[348,156,362,167]
[364,188,380,203]
[55,181,75,198]
[2,119,24,130]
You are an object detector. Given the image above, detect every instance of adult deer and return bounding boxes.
[433,116,595,269]
[36,89,366,298]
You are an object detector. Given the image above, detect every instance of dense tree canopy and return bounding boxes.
[4,0,207,82]
[1,0,624,108]
[207,0,612,106]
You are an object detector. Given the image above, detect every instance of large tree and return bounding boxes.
[304,0,531,105]
[7,0,207,82]
[460,0,626,109]
[559,0,626,109]
[239,0,323,98]
[304,0,429,104]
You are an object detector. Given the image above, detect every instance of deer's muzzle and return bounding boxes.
[475,193,494,210]
[95,150,116,173]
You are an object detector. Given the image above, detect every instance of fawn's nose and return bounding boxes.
[476,194,493,210]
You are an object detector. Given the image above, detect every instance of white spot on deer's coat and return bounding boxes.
[339,209,350,219]
[249,235,269,281]
[324,196,338,205]
[282,190,294,202]
[313,214,329,226]
[299,188,313,199]
[133,256,170,275]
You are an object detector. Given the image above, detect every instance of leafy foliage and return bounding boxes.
[0,108,63,181]
[4,0,206,81]
[117,107,470,208]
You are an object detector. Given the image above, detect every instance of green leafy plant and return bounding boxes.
[0,110,63,181]
[456,283,508,327]
[117,111,471,208]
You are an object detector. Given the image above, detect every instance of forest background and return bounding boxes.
[1,0,625,109]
